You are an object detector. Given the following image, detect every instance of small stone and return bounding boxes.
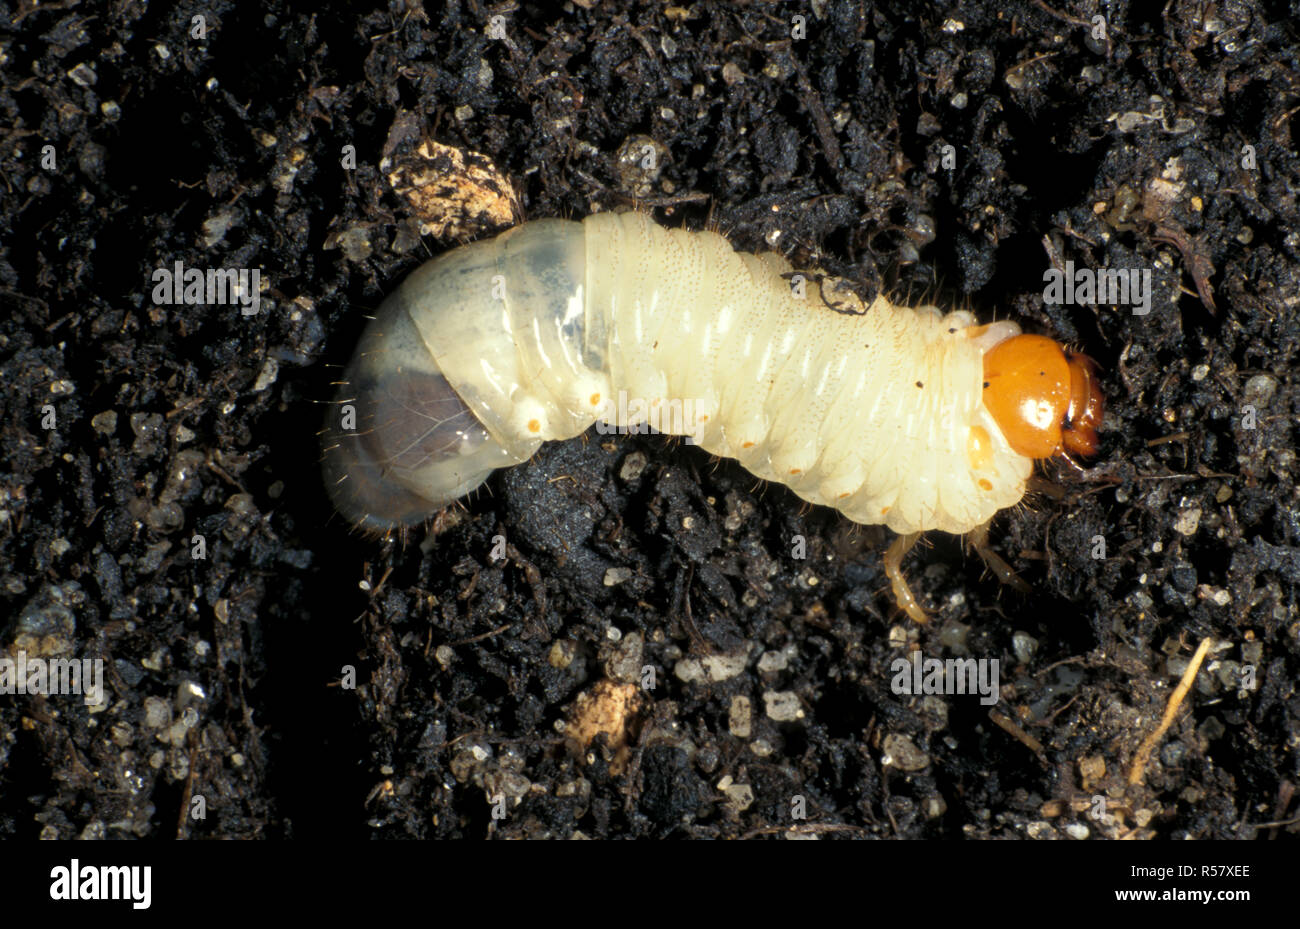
[603,567,633,586]
[918,695,948,731]
[556,777,589,799]
[68,62,97,87]
[167,719,192,745]
[674,658,704,683]
[729,695,752,738]
[110,721,133,747]
[1026,821,1056,840]
[1078,755,1106,791]
[129,411,166,455]
[137,540,170,572]
[604,630,643,683]
[483,769,531,806]
[619,451,648,481]
[1161,740,1189,766]
[548,639,576,669]
[757,649,789,672]
[177,680,205,707]
[700,650,748,682]
[1173,507,1201,536]
[334,225,372,262]
[252,358,279,391]
[763,691,803,721]
[881,733,929,771]
[1064,823,1090,840]
[694,744,719,774]
[721,782,754,813]
[91,410,118,435]
[1012,631,1039,665]
[449,747,484,783]
[12,582,80,657]
[1242,374,1277,408]
[143,696,171,729]
[201,210,236,247]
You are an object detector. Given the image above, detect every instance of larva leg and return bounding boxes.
[967,521,1031,594]
[883,532,929,624]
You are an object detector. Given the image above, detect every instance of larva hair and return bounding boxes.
[323,212,1102,536]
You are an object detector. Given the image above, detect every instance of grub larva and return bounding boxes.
[323,212,1103,618]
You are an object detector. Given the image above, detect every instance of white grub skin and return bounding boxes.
[323,212,1032,535]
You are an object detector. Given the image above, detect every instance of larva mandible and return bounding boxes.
[323,212,1103,619]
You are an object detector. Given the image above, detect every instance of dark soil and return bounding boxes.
[2,0,1298,839]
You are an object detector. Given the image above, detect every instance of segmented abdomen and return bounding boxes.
[324,212,1032,534]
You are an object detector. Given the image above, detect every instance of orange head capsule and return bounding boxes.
[982,334,1104,461]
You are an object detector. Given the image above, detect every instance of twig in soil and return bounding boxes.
[447,622,512,647]
[176,742,199,839]
[1127,636,1211,785]
[989,709,1046,759]
[1146,431,1191,447]
[1271,104,1300,131]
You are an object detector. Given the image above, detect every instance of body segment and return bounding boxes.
[324,213,1096,541]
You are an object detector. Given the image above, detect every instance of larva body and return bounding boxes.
[324,213,1100,540]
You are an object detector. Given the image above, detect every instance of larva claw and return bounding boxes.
[967,521,1031,595]
[883,533,930,624]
